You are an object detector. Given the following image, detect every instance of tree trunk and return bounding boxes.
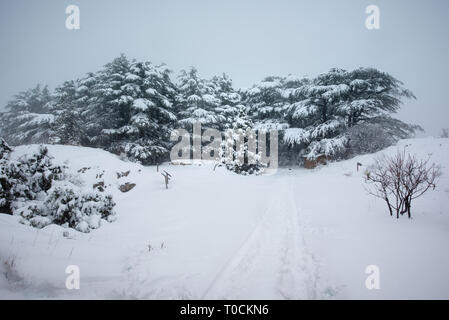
[385,197,393,216]
[407,197,412,219]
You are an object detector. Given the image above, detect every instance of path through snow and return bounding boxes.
[202,174,319,299]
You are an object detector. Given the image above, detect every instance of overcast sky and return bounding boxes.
[1,0,448,135]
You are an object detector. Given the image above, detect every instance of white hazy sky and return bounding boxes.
[1,0,448,135]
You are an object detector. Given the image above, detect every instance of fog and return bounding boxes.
[1,0,448,134]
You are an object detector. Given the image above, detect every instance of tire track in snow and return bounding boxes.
[203,174,319,299]
[277,174,319,299]
[200,191,279,299]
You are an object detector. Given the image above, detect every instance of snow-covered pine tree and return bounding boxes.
[0,85,54,145]
[284,68,349,161]
[86,55,178,164]
[50,80,86,145]
[84,55,176,164]
[176,68,224,160]
[243,76,290,132]
[283,68,419,162]
[338,67,420,138]
[73,72,101,146]
[90,54,134,149]
[176,67,221,129]
[210,73,242,131]
[116,60,177,164]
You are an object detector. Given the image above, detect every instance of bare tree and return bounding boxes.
[365,150,441,219]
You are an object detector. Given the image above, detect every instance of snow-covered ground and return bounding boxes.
[1,138,448,299]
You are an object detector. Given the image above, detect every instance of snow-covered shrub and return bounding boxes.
[0,141,116,232]
[18,182,116,233]
[123,142,168,165]
[365,150,442,219]
[40,183,116,232]
[219,106,266,175]
[220,129,265,175]
[0,141,34,214]
[346,123,395,157]
[15,182,116,233]
[1,145,65,214]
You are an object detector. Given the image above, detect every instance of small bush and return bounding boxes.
[219,128,266,175]
[365,150,441,219]
[16,183,116,232]
[0,139,116,232]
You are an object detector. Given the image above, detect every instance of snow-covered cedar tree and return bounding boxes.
[0,144,116,232]
[93,56,177,164]
[219,105,265,175]
[50,80,87,146]
[284,69,351,161]
[283,68,419,162]
[119,61,177,165]
[0,85,54,145]
[210,73,242,131]
[91,54,133,138]
[242,75,305,166]
[70,72,103,147]
[177,70,244,161]
[176,67,222,130]
[345,123,395,157]
[243,76,290,132]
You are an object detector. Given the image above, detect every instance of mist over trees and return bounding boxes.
[0,54,420,168]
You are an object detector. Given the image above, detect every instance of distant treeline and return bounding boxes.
[0,54,420,166]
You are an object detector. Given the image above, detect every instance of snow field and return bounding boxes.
[1,137,448,299]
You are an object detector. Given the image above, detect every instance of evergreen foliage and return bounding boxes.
[0,56,420,169]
